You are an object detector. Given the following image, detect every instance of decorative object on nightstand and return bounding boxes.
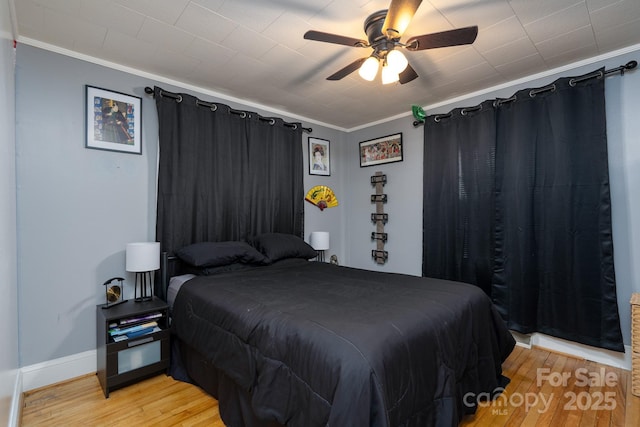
[310,231,330,262]
[96,298,170,398]
[101,277,127,309]
[126,242,160,302]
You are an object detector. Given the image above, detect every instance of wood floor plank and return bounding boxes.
[500,347,555,426]
[625,371,640,427]
[21,346,640,426]
[519,351,565,427]
[459,344,532,426]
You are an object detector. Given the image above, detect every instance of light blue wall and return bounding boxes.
[0,0,19,422]
[15,44,343,366]
[345,48,640,346]
[343,118,425,276]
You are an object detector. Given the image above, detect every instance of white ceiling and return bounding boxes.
[12,0,640,130]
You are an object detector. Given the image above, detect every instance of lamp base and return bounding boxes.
[134,271,154,302]
[316,250,325,262]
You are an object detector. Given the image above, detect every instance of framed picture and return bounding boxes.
[309,137,330,176]
[85,85,142,154]
[359,133,403,167]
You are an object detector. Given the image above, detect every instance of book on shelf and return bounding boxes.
[126,326,160,339]
[118,311,163,326]
[112,326,161,342]
[109,321,158,337]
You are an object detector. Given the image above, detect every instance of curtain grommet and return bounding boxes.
[530,84,556,98]
[494,95,517,107]
[433,113,451,123]
[461,105,482,116]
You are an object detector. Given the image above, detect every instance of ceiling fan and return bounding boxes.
[304,0,478,84]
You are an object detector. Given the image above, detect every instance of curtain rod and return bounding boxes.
[144,87,312,133]
[413,60,637,127]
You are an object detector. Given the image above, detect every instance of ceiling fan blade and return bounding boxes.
[382,0,423,39]
[304,30,368,48]
[399,63,418,84]
[327,58,368,81]
[405,26,478,51]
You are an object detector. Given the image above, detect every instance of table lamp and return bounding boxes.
[310,231,330,262]
[126,242,160,302]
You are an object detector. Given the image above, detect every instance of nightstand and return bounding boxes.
[96,297,170,398]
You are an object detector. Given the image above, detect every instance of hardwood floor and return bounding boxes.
[21,346,640,426]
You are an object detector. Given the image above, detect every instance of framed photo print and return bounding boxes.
[86,85,142,154]
[309,137,330,176]
[359,133,403,167]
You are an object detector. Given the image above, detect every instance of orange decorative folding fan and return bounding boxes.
[305,185,338,211]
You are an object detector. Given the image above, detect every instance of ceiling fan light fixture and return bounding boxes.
[359,56,380,81]
[381,64,399,84]
[305,2,480,85]
[386,49,408,74]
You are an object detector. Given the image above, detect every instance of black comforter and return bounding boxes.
[171,259,515,427]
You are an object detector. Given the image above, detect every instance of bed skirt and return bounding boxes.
[171,338,285,427]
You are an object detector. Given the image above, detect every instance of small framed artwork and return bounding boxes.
[85,85,142,154]
[309,137,330,176]
[359,133,403,167]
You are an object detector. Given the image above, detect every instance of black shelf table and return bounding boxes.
[96,297,170,398]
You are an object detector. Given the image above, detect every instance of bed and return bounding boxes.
[164,233,515,427]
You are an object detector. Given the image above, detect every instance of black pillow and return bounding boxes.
[251,233,318,262]
[176,241,270,267]
[181,262,258,276]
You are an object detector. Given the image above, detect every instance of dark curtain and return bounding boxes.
[154,86,304,259]
[422,71,624,352]
[423,100,496,295]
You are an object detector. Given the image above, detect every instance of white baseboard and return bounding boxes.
[21,349,96,392]
[8,369,21,427]
[513,331,631,370]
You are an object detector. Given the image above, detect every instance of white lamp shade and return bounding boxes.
[359,56,379,81]
[381,65,399,84]
[126,242,160,272]
[386,50,408,74]
[309,232,330,251]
